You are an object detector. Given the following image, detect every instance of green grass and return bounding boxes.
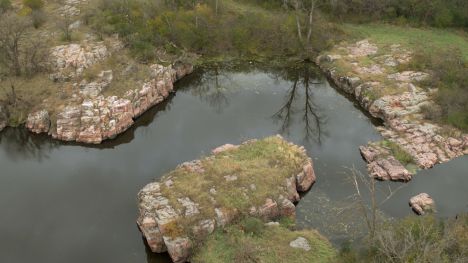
[192,217,336,263]
[159,136,309,237]
[381,140,415,166]
[344,23,468,61]
[337,214,468,263]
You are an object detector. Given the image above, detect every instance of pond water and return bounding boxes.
[0,65,467,263]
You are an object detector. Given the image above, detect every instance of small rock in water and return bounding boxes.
[409,193,435,215]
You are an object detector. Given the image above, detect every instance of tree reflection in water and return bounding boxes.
[273,64,327,143]
[186,67,234,113]
[0,127,59,161]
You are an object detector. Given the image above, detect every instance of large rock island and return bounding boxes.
[137,136,331,262]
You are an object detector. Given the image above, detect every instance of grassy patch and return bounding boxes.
[159,136,309,236]
[0,74,67,126]
[344,23,468,60]
[380,140,414,166]
[192,217,336,263]
[82,50,153,97]
[404,48,468,132]
[337,214,468,263]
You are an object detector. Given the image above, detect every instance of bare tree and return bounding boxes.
[347,167,405,240]
[57,13,73,42]
[0,14,31,76]
[22,35,50,76]
[290,0,321,47]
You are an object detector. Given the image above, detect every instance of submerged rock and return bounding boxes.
[137,136,316,262]
[409,193,435,215]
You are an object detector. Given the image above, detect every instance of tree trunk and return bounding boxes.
[13,40,21,76]
[306,0,316,46]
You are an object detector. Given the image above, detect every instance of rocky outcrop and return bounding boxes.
[49,42,110,80]
[0,105,8,132]
[360,144,412,181]
[409,193,435,215]
[137,136,316,263]
[318,40,467,179]
[37,63,193,144]
[26,110,50,134]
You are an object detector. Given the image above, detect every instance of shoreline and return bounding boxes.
[316,40,467,181]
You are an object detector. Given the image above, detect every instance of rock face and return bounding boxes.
[409,193,435,215]
[360,144,412,181]
[318,40,467,179]
[137,136,316,263]
[26,110,50,134]
[50,42,110,80]
[28,63,193,144]
[0,105,7,132]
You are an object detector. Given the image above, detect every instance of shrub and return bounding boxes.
[87,0,341,61]
[337,214,468,262]
[407,48,468,132]
[240,217,265,236]
[0,0,11,14]
[31,9,46,28]
[23,0,43,10]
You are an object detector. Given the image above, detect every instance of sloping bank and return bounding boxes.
[137,136,335,263]
[317,40,467,181]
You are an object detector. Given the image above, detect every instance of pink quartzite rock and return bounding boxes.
[409,193,435,215]
[318,39,467,178]
[38,62,193,144]
[369,157,412,181]
[137,137,316,263]
[26,110,50,134]
[360,145,412,181]
[296,161,316,191]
